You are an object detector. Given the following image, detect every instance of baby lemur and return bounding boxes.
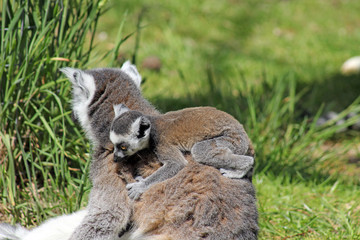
[110,104,255,200]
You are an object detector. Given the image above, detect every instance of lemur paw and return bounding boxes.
[232,155,254,170]
[220,168,247,179]
[126,180,147,200]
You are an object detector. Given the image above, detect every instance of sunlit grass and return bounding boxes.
[257,174,360,239]
[1,0,360,239]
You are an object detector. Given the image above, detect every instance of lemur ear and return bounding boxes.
[60,67,82,84]
[137,117,151,139]
[113,104,130,118]
[60,67,93,98]
[121,60,142,88]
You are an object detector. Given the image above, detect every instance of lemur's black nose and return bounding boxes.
[114,151,127,162]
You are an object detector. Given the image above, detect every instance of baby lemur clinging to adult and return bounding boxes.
[62,62,258,240]
[110,104,255,200]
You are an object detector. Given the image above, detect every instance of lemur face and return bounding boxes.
[110,104,151,162]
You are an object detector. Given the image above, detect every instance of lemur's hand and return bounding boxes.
[126,177,147,200]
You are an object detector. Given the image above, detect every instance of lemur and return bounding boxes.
[110,104,255,200]
[60,62,258,240]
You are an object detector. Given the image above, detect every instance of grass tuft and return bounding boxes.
[0,0,107,226]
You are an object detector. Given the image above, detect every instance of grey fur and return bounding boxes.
[63,63,258,240]
[112,111,143,136]
[110,107,255,200]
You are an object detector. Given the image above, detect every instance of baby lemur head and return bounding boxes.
[110,104,151,161]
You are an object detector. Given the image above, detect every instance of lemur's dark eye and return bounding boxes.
[121,146,127,150]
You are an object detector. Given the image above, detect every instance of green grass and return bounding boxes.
[1,0,360,239]
[257,174,360,239]
[0,0,104,225]
[94,0,360,112]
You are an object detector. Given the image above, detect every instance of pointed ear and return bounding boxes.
[60,67,82,84]
[137,116,151,139]
[60,67,94,98]
[121,60,142,88]
[113,104,130,118]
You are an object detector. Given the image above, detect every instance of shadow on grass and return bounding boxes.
[300,73,360,114]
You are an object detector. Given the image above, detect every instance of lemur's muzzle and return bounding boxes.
[113,151,130,162]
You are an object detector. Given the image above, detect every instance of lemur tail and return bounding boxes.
[0,223,29,240]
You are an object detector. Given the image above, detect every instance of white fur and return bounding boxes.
[131,117,151,151]
[0,209,147,240]
[129,228,147,240]
[130,118,143,137]
[60,67,97,143]
[0,223,28,240]
[121,61,142,88]
[21,210,87,240]
[110,131,131,146]
[128,117,151,152]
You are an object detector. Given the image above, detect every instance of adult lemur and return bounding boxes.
[62,61,258,239]
[110,104,255,200]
